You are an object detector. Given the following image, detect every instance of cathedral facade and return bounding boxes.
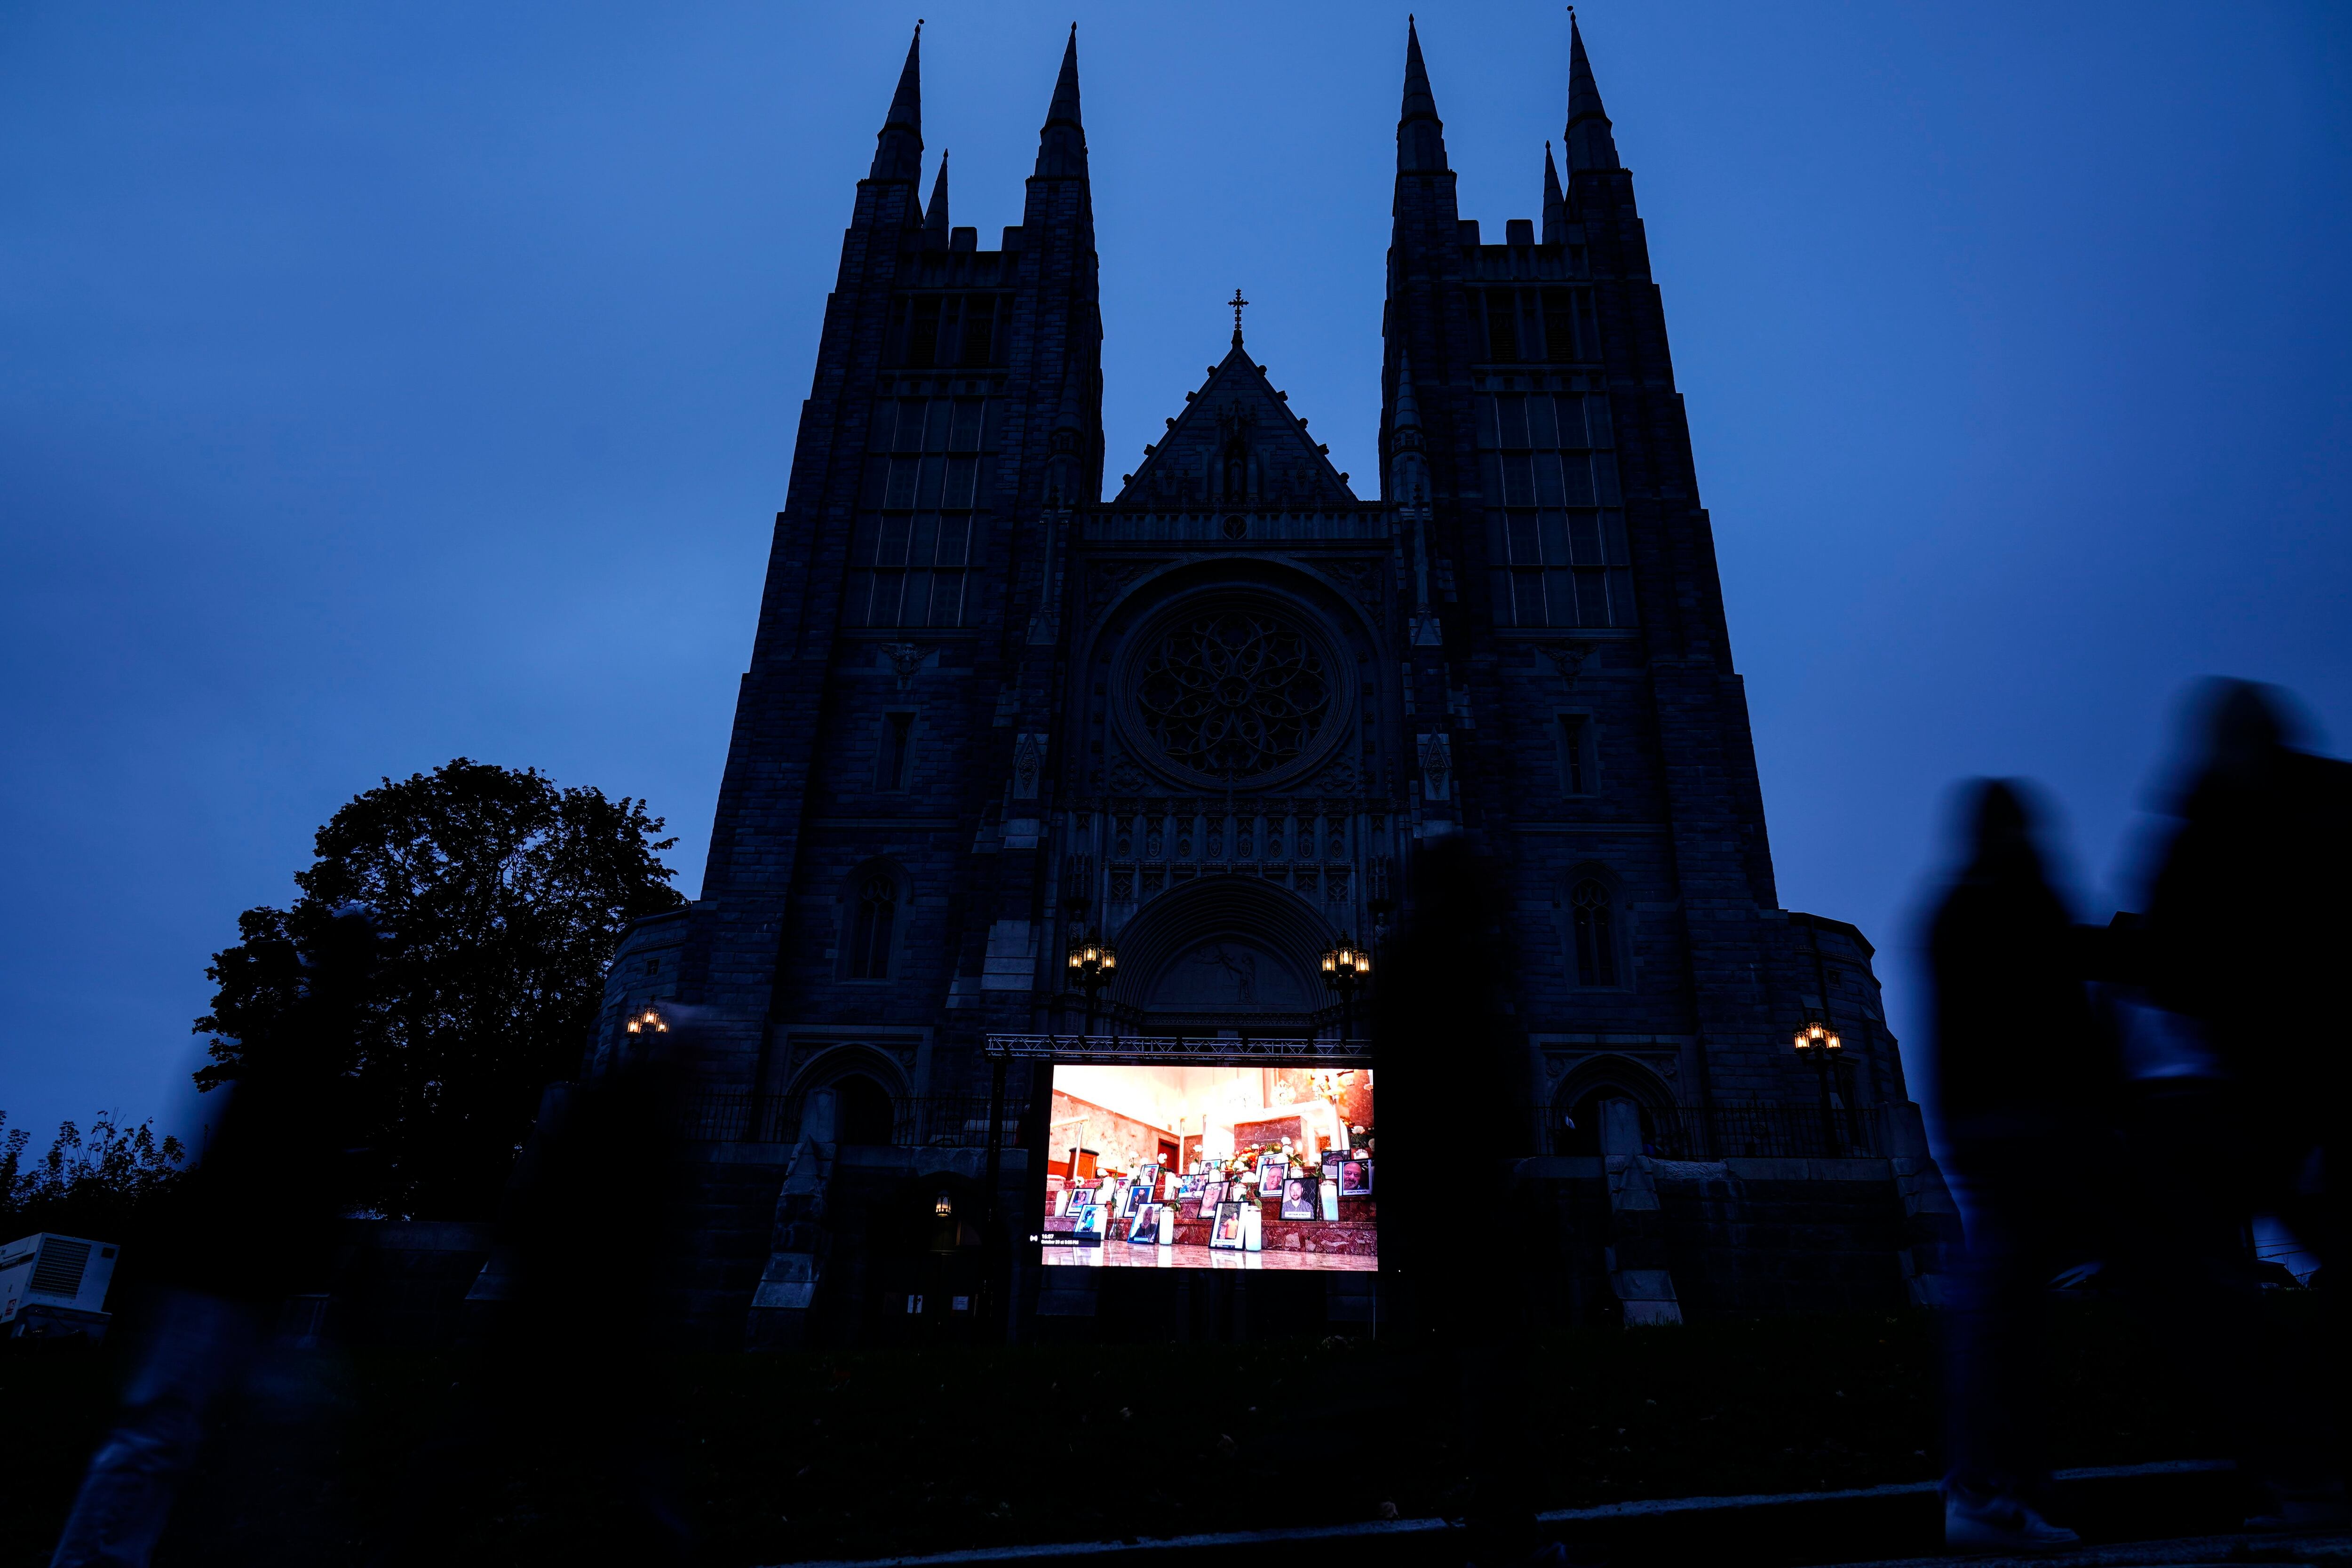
[596,20,1957,1345]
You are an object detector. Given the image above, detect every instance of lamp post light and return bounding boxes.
[1320,933,1371,1044]
[1792,1020,1844,1154]
[1066,932,1117,1037]
[623,1007,668,1039]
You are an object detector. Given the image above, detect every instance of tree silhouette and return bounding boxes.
[194,759,684,1218]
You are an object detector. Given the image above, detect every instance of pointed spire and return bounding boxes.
[1564,11,1620,172]
[1397,16,1448,173]
[870,21,924,183]
[1542,142,1567,242]
[1391,350,1423,449]
[1034,24,1088,179]
[924,150,951,242]
[1401,18,1437,122]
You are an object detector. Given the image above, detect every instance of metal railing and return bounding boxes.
[684,1091,1018,1148]
[1564,1102,1886,1161]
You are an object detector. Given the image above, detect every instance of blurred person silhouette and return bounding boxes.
[48,905,384,1568]
[373,1000,698,1566]
[2140,680,2352,1523]
[1375,834,1560,1568]
[1926,780,2114,1552]
[2083,909,2278,1504]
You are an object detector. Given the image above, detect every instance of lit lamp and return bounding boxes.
[624,1007,668,1037]
[1067,932,1117,1037]
[934,1191,954,1219]
[1320,933,1371,1044]
[1792,1020,1843,1154]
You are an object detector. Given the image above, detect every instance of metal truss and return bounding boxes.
[983,1033,1374,1067]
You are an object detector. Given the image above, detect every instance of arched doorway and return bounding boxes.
[835,1074,895,1146]
[1550,1058,1676,1156]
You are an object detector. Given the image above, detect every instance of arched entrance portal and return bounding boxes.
[1105,875,1335,1036]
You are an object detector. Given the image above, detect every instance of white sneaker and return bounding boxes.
[1944,1488,2080,1552]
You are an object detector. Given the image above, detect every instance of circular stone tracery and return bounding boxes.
[1134,608,1332,782]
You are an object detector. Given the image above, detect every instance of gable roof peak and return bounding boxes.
[1112,339,1356,507]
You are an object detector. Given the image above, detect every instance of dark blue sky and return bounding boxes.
[4,1,2346,1147]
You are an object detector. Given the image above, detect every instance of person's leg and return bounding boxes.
[49,1291,259,1568]
[1942,1139,2076,1549]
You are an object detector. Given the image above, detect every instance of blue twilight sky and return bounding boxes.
[2,1,2346,1149]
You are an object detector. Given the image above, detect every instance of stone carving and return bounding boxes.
[1418,732,1453,802]
[1318,557,1386,617]
[1012,732,1043,799]
[1087,559,1163,619]
[1147,940,1310,1010]
[1540,643,1597,683]
[881,642,927,689]
[1314,760,1360,796]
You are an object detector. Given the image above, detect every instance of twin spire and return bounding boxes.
[869,20,1088,198]
[1393,12,1621,191]
[1562,12,1620,172]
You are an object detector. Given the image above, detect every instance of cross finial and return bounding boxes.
[1229,287,1249,347]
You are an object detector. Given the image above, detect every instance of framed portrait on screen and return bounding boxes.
[1257,1156,1287,1196]
[1116,1184,1143,1220]
[1339,1159,1375,1197]
[1209,1200,1247,1250]
[1321,1151,1343,1184]
[1279,1176,1318,1221]
[1127,1203,1162,1245]
[1198,1180,1228,1215]
[1072,1205,1107,1245]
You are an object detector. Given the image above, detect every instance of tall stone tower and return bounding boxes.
[1379,19,1863,1117]
[591,19,1954,1347]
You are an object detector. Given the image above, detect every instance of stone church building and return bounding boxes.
[592,19,1958,1345]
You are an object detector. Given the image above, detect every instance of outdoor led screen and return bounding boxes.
[1041,1063,1375,1271]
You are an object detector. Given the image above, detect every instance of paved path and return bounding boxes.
[1811,1530,2352,1567]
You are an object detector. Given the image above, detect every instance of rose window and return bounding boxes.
[1135,610,1332,781]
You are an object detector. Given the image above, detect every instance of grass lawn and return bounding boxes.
[2,1301,2264,1567]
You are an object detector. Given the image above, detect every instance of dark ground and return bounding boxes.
[2,1298,2293,1567]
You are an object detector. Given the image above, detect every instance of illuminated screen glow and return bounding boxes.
[1041,1062,1375,1272]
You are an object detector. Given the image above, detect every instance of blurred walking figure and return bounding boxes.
[48,907,382,1568]
[1927,781,2111,1552]
[2142,680,2351,1522]
[375,1001,698,1566]
[1375,836,1560,1568]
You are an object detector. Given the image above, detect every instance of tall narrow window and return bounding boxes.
[879,713,914,790]
[1571,879,1617,986]
[846,513,974,629]
[958,296,997,365]
[848,875,897,979]
[905,297,941,366]
[1542,288,1581,361]
[1559,715,1594,796]
[1484,291,1519,361]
